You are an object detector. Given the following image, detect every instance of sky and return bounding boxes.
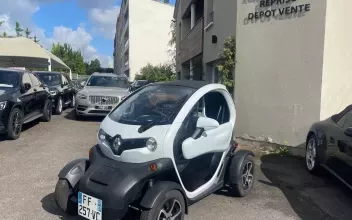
[0,0,176,68]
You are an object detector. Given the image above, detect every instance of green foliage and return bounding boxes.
[25,28,31,38]
[217,35,236,89]
[167,20,177,69]
[51,43,86,74]
[33,36,39,43]
[15,22,23,37]
[270,141,291,156]
[138,63,176,82]
[2,32,7,37]
[85,59,101,75]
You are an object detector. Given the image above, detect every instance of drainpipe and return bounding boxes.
[189,3,196,80]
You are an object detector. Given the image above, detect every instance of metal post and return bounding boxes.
[48,58,52,71]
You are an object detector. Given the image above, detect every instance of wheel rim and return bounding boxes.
[58,99,62,112]
[306,138,316,170]
[72,95,75,106]
[12,112,21,135]
[242,161,254,190]
[157,199,182,220]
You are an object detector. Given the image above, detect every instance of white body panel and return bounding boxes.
[97,83,236,199]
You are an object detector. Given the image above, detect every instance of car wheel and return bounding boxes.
[7,108,23,140]
[140,190,185,220]
[305,134,321,174]
[54,179,77,215]
[41,99,52,122]
[55,97,63,115]
[69,94,75,108]
[229,155,255,197]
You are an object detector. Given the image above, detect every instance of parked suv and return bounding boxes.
[75,73,129,119]
[34,71,76,115]
[0,68,52,140]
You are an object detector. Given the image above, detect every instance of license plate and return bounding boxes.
[95,105,111,110]
[78,192,102,220]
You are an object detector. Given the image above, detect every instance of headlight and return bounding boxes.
[77,92,87,99]
[146,138,157,152]
[121,96,127,100]
[98,129,107,142]
[0,101,7,110]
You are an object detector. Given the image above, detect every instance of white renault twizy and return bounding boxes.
[54,80,255,220]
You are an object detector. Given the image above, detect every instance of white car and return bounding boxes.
[54,80,255,220]
[75,73,130,118]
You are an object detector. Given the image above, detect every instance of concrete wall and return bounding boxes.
[129,0,174,81]
[203,0,237,64]
[320,0,352,120]
[235,0,326,146]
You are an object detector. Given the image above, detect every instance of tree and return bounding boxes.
[15,22,23,37]
[217,35,236,94]
[51,43,86,74]
[167,20,177,68]
[2,32,7,37]
[85,59,101,75]
[25,28,31,38]
[137,63,176,82]
[33,36,39,43]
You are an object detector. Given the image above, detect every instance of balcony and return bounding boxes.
[181,0,194,18]
[124,39,129,53]
[123,18,129,36]
[179,17,203,64]
[123,0,129,14]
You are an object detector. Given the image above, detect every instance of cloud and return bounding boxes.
[0,0,114,68]
[88,6,120,39]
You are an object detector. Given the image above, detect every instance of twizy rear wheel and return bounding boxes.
[140,190,185,220]
[54,179,77,215]
[228,155,255,197]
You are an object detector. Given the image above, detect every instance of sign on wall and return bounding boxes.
[245,0,311,21]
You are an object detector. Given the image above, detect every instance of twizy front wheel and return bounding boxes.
[140,190,185,220]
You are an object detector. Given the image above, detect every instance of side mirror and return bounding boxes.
[80,81,86,87]
[344,127,352,137]
[196,117,219,131]
[24,83,31,90]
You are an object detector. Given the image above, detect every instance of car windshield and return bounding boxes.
[0,70,20,88]
[86,75,129,88]
[35,72,61,86]
[109,84,196,125]
[135,80,148,86]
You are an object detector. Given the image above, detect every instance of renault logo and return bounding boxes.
[101,98,107,103]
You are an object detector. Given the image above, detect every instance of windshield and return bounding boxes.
[86,75,129,88]
[109,84,196,125]
[0,70,20,88]
[35,72,61,86]
[136,80,148,86]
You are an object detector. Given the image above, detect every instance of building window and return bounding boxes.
[207,0,214,25]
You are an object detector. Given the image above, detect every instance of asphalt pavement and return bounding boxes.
[0,109,352,220]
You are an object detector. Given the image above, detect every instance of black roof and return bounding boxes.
[331,104,352,123]
[152,80,210,89]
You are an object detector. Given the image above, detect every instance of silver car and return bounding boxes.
[75,73,130,118]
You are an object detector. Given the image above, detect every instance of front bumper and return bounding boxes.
[56,145,174,220]
[75,98,116,117]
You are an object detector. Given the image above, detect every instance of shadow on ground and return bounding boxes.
[260,154,352,220]
[41,193,139,220]
[63,110,104,122]
[0,119,41,142]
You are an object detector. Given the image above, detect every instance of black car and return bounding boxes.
[0,68,52,140]
[306,105,352,189]
[129,80,150,92]
[34,71,76,115]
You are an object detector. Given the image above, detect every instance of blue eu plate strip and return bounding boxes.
[78,192,82,204]
[97,200,102,212]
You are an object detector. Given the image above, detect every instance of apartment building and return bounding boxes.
[114,0,174,81]
[175,0,352,153]
[173,0,237,82]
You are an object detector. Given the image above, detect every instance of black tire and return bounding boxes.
[55,97,63,115]
[305,134,321,174]
[69,94,75,108]
[41,99,52,122]
[140,190,185,220]
[7,107,23,140]
[228,155,255,197]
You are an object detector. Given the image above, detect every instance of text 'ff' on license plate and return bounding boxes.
[78,192,102,220]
